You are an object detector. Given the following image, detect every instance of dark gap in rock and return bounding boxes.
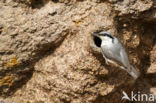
[140,22,156,77]
[0,27,2,35]
[76,0,84,2]
[31,0,46,9]
[51,0,59,3]
[93,36,101,47]
[99,0,108,3]
[0,29,2,35]
[114,17,155,79]
[118,0,124,2]
[61,98,71,103]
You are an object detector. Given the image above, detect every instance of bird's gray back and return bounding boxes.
[101,38,130,67]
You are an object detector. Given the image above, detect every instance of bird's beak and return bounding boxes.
[91,33,99,37]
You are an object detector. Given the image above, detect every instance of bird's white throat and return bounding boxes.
[101,36,114,46]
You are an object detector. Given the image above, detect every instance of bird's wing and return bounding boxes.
[101,43,122,64]
[120,47,139,79]
[119,47,130,68]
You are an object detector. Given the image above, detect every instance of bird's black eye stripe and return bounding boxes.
[106,34,114,40]
[100,33,114,39]
[99,33,114,43]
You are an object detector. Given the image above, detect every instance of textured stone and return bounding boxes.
[0,2,70,96]
[114,0,153,16]
[0,0,156,103]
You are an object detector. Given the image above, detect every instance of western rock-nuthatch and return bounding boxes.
[92,31,139,79]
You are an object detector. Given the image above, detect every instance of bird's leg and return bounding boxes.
[105,59,109,65]
[102,54,109,65]
[120,66,126,70]
[102,54,116,65]
[102,53,119,66]
[107,59,119,66]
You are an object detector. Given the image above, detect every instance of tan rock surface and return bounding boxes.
[0,0,155,103]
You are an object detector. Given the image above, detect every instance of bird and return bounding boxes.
[91,31,139,79]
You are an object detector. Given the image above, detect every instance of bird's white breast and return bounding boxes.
[101,36,114,47]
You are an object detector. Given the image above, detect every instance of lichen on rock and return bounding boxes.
[0,0,156,103]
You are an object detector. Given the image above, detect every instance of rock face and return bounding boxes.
[0,0,155,103]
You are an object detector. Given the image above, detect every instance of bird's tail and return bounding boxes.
[126,65,139,79]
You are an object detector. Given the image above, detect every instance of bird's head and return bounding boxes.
[91,31,114,41]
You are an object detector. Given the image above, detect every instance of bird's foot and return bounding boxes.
[120,66,126,70]
[105,59,110,65]
[105,59,119,67]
